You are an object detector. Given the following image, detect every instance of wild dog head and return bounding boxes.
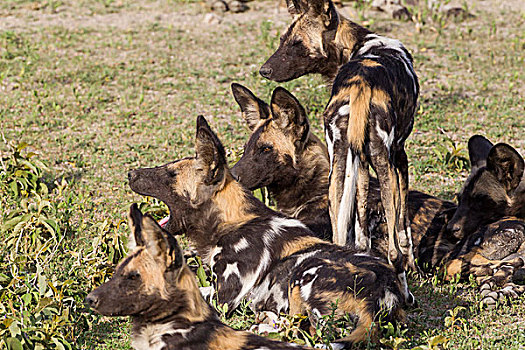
[129,116,259,250]
[128,116,231,234]
[86,204,207,322]
[447,135,525,239]
[230,84,311,190]
[260,0,342,81]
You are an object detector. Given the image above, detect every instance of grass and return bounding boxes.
[0,0,523,349]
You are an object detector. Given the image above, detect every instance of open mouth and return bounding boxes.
[159,215,170,228]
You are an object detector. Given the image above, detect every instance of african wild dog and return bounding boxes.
[86,204,310,350]
[447,135,525,239]
[260,0,419,299]
[438,135,525,306]
[230,84,332,241]
[128,116,408,345]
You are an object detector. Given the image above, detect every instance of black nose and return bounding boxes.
[259,66,273,79]
[230,167,240,182]
[85,293,99,308]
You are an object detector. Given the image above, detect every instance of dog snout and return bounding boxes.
[128,170,136,182]
[85,293,99,309]
[230,167,240,182]
[259,66,273,79]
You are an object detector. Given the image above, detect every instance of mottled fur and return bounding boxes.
[230,84,331,240]
[260,0,420,301]
[86,205,309,350]
[128,116,407,346]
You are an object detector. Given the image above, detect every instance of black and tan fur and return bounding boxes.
[232,127,525,306]
[447,135,525,239]
[260,0,420,300]
[230,84,331,241]
[86,204,310,350]
[439,135,525,306]
[128,116,407,346]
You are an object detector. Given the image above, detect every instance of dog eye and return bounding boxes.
[167,170,178,178]
[291,39,303,47]
[127,271,140,280]
[261,145,273,153]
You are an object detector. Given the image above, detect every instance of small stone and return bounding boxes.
[228,0,249,13]
[204,13,222,25]
[209,0,228,13]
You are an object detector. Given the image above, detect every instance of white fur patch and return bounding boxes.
[375,124,395,153]
[233,249,272,308]
[294,250,321,267]
[132,323,193,350]
[207,246,222,267]
[300,275,318,301]
[326,129,334,176]
[223,262,241,280]
[302,266,320,277]
[354,212,369,251]
[338,104,350,116]
[336,149,359,246]
[379,289,399,311]
[233,237,250,252]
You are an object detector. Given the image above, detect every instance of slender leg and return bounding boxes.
[394,147,417,272]
[355,157,370,252]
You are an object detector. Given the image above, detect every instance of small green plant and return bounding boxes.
[433,136,469,173]
[444,306,467,331]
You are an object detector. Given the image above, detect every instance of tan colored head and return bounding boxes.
[230,84,311,190]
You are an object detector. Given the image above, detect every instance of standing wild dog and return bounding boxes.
[260,0,419,299]
[128,116,408,346]
[86,204,310,350]
[230,84,332,241]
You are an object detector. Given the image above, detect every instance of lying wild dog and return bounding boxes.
[439,135,525,306]
[447,135,525,239]
[128,116,407,345]
[230,84,332,241]
[86,204,310,350]
[260,0,420,298]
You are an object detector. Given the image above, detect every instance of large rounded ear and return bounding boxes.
[486,143,524,193]
[128,203,146,250]
[468,135,493,172]
[308,0,338,28]
[286,0,306,16]
[270,87,310,145]
[195,115,227,186]
[140,214,184,271]
[231,83,270,130]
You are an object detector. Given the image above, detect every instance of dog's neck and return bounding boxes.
[184,176,273,253]
[322,15,371,80]
[268,136,329,217]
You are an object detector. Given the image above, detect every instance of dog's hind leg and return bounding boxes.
[369,137,413,304]
[355,157,371,252]
[329,147,359,246]
[394,146,417,272]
